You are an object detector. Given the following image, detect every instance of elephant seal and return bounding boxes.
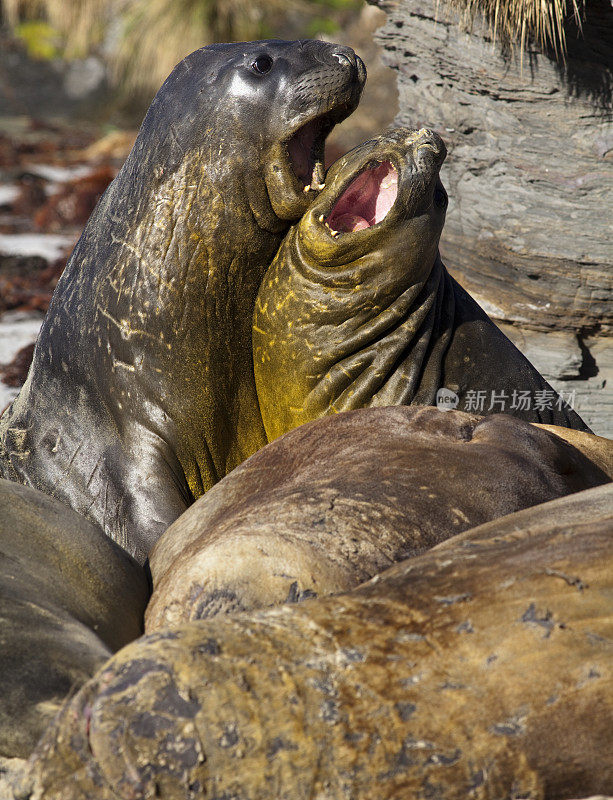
[17,483,613,800]
[0,478,148,759]
[144,405,610,631]
[253,128,589,441]
[0,40,366,564]
[534,424,613,478]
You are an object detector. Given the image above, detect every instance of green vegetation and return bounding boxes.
[13,19,59,59]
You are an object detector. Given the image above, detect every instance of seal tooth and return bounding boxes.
[303,185,311,193]
[311,160,325,189]
[318,214,325,223]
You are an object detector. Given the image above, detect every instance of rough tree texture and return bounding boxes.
[369,0,613,435]
[15,483,613,800]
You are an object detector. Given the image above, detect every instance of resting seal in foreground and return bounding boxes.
[0,478,148,760]
[253,128,589,440]
[145,406,610,630]
[16,483,613,799]
[0,40,365,563]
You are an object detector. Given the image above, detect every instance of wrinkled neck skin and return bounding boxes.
[0,122,283,562]
[254,223,454,442]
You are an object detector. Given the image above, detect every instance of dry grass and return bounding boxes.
[3,0,290,94]
[3,0,110,57]
[445,0,584,56]
[2,0,587,94]
[111,0,291,96]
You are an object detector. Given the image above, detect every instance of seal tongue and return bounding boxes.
[327,161,398,233]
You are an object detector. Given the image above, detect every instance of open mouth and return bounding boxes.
[286,110,344,193]
[325,160,399,234]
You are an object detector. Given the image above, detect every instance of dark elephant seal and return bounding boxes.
[0,478,148,759]
[0,40,366,564]
[253,128,589,441]
[17,483,613,800]
[144,406,610,630]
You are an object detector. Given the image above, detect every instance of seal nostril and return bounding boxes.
[355,55,367,85]
[333,52,354,68]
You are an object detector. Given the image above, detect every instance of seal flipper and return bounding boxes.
[442,276,590,431]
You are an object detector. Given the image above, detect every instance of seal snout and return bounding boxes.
[331,48,367,88]
[271,41,366,213]
[408,128,447,167]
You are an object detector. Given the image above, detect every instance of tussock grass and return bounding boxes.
[2,0,587,96]
[447,0,584,57]
[3,0,289,94]
[3,0,109,57]
[110,0,290,95]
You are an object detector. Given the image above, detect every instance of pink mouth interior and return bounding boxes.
[326,160,399,233]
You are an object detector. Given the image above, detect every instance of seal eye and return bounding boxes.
[252,54,273,75]
[434,183,448,209]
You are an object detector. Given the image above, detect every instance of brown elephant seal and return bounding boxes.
[253,127,589,441]
[0,478,148,760]
[144,405,609,631]
[0,40,366,564]
[17,483,613,800]
[534,424,613,478]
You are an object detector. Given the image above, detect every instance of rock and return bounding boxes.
[500,326,613,436]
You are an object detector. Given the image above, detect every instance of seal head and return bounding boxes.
[0,40,366,563]
[300,126,447,266]
[254,127,588,440]
[129,40,366,228]
[254,127,449,441]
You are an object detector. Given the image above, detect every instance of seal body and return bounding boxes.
[253,128,589,441]
[144,406,609,630]
[0,478,148,759]
[0,41,365,563]
[18,483,613,800]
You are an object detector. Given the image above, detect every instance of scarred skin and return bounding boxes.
[15,483,613,800]
[144,406,611,630]
[0,40,366,563]
[253,128,589,442]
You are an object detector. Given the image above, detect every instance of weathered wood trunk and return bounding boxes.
[369,0,613,435]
